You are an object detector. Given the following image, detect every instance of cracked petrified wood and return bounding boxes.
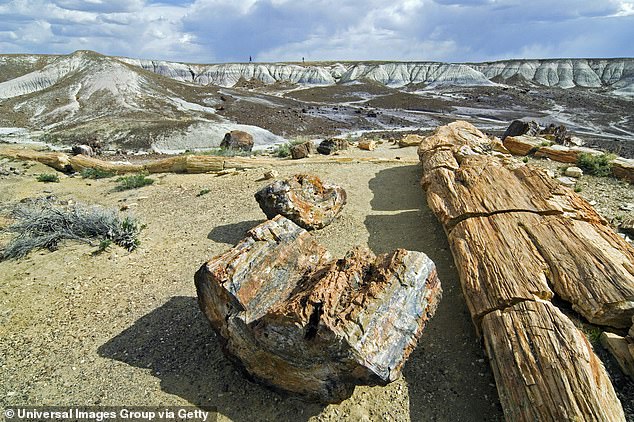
[194,215,441,403]
[254,174,347,230]
[419,121,631,421]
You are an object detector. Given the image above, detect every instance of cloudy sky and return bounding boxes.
[0,0,633,63]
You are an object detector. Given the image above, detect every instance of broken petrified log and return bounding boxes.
[317,138,349,155]
[254,174,347,230]
[194,216,442,403]
[483,300,625,422]
[220,130,254,152]
[419,121,630,421]
[290,141,316,159]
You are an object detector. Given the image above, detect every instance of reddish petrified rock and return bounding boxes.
[290,141,316,159]
[220,130,254,152]
[254,174,347,230]
[195,216,442,403]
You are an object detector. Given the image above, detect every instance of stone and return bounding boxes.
[541,123,570,145]
[220,130,254,152]
[502,120,540,140]
[488,138,509,154]
[317,138,349,155]
[556,176,577,188]
[254,174,346,230]
[399,134,424,148]
[601,332,634,379]
[619,217,634,237]
[358,139,376,151]
[194,215,442,403]
[290,141,316,159]
[502,135,547,156]
[71,144,94,156]
[564,166,583,178]
[262,170,279,180]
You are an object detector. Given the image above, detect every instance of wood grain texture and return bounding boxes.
[419,121,630,421]
[482,300,625,422]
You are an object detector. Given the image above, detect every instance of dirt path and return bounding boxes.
[0,147,502,421]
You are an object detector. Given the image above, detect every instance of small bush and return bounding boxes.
[1,201,143,260]
[273,139,306,158]
[576,153,615,177]
[115,173,154,191]
[36,173,59,183]
[584,327,602,344]
[81,168,115,179]
[574,185,583,193]
[197,188,211,197]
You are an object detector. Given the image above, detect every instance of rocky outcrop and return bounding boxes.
[220,130,254,152]
[501,120,540,140]
[399,134,424,148]
[194,216,442,402]
[419,121,631,421]
[117,56,634,93]
[254,174,346,230]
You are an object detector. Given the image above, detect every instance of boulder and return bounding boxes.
[290,141,316,159]
[71,144,94,157]
[194,216,442,403]
[220,130,254,152]
[502,120,540,140]
[541,123,570,145]
[564,166,583,178]
[399,134,424,148]
[317,138,348,155]
[358,139,376,151]
[619,217,634,237]
[254,174,346,230]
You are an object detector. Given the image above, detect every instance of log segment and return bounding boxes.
[418,121,631,421]
[195,215,441,403]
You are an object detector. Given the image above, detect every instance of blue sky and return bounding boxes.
[0,0,633,63]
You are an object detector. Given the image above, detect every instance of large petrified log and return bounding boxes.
[419,121,630,421]
[195,215,441,403]
[254,174,347,230]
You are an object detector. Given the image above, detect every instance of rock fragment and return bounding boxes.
[195,216,442,403]
[564,166,583,178]
[290,141,316,159]
[317,138,348,155]
[254,174,346,230]
[221,130,254,152]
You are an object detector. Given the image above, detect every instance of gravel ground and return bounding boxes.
[0,145,503,422]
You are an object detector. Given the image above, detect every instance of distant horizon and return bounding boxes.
[0,1,632,64]
[2,49,634,66]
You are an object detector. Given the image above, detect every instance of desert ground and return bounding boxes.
[1,141,634,421]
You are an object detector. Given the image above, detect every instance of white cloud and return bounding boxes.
[0,0,631,63]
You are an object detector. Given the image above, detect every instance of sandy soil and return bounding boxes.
[0,145,504,421]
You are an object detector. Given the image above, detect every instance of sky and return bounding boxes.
[0,0,633,64]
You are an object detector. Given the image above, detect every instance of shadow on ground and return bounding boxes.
[207,219,265,245]
[98,296,324,422]
[366,165,503,421]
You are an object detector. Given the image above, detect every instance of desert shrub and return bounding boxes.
[81,168,115,179]
[274,139,306,158]
[36,173,59,183]
[576,153,615,177]
[196,188,211,197]
[1,201,143,260]
[115,173,154,191]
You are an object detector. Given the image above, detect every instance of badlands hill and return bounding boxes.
[0,50,633,153]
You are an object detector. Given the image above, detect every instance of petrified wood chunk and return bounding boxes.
[317,138,349,155]
[195,216,442,403]
[221,130,254,152]
[290,141,316,159]
[254,174,347,230]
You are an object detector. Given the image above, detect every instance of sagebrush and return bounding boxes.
[115,173,154,191]
[576,152,615,177]
[1,201,143,260]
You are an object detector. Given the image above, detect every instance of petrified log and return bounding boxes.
[399,134,424,148]
[419,121,630,421]
[290,141,316,159]
[254,174,347,230]
[220,130,254,152]
[502,135,547,155]
[317,138,348,155]
[601,332,634,379]
[358,139,376,151]
[483,300,625,421]
[195,216,442,402]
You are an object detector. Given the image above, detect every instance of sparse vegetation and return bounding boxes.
[273,139,308,158]
[584,326,603,345]
[114,173,154,191]
[522,157,529,163]
[36,173,59,183]
[81,168,115,179]
[197,188,211,197]
[576,152,615,177]
[574,185,583,193]
[1,201,143,260]
[192,147,259,157]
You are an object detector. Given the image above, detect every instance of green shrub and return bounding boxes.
[81,168,115,179]
[274,143,291,158]
[115,173,154,191]
[198,147,256,157]
[574,185,583,193]
[36,173,59,183]
[576,153,615,177]
[197,188,211,197]
[1,201,143,259]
